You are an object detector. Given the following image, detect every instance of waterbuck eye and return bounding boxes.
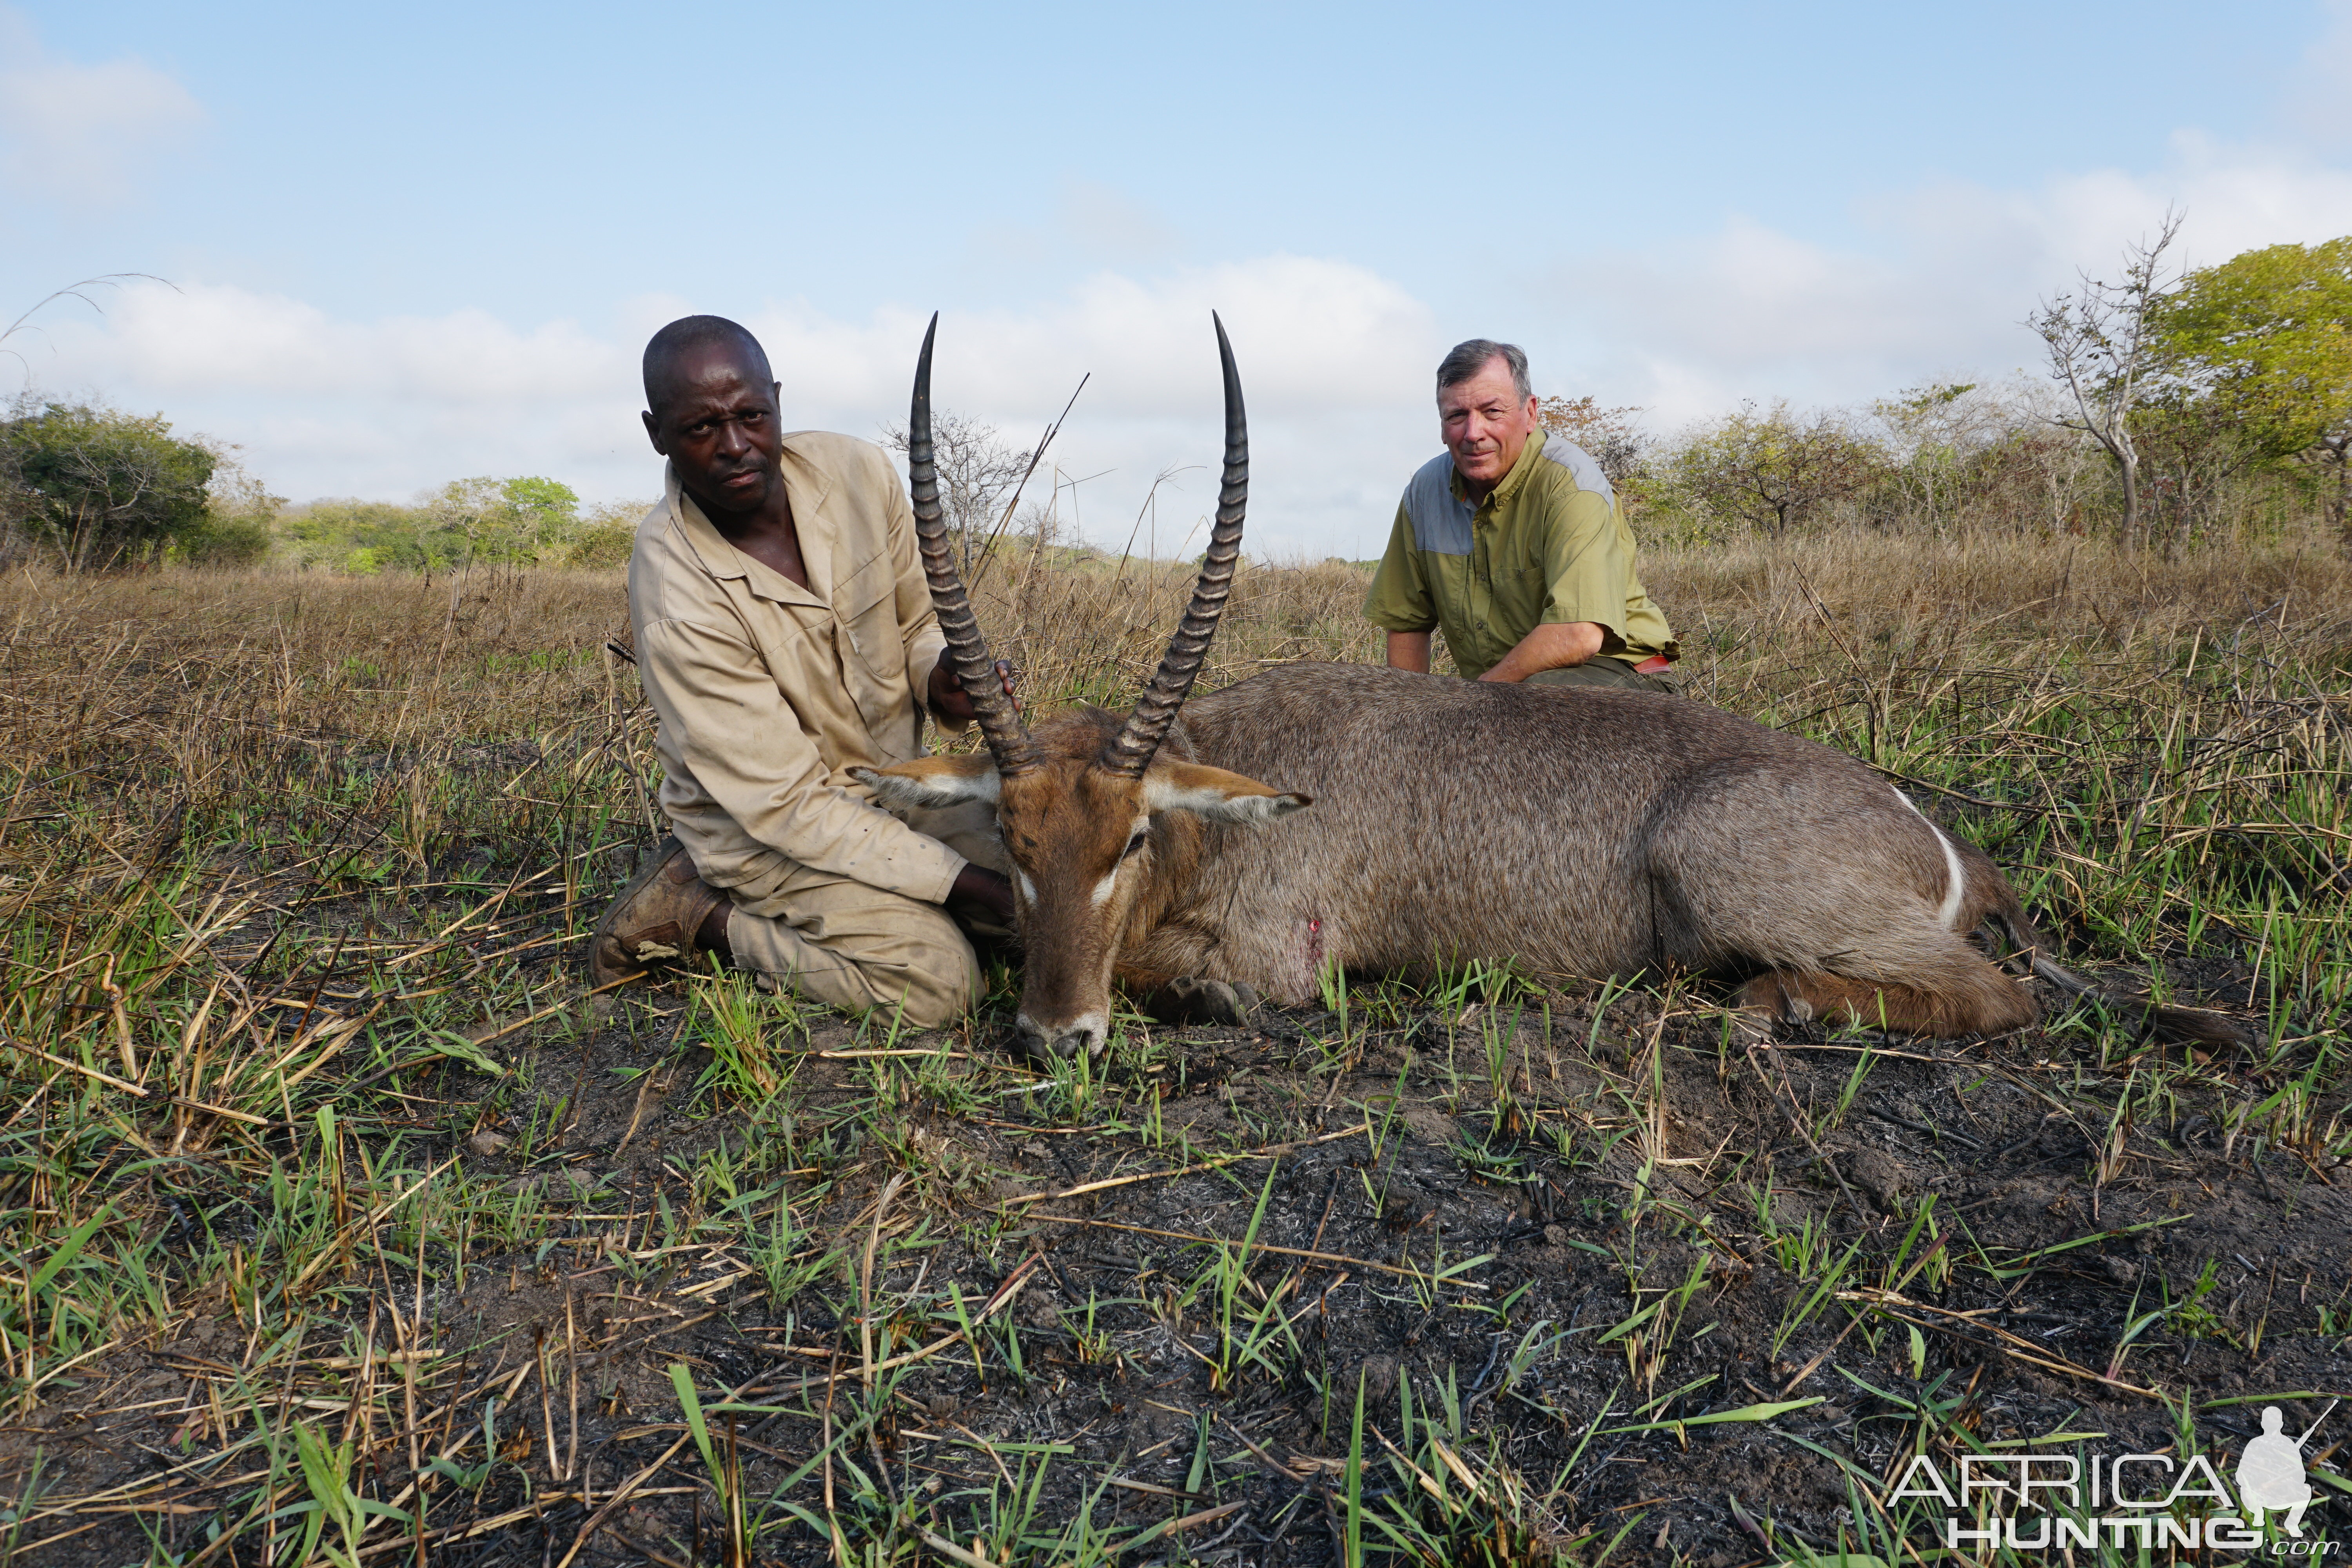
[1120,830,1148,860]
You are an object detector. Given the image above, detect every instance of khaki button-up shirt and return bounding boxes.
[1364,429,1676,679]
[627,434,964,905]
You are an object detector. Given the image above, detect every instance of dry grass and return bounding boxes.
[0,531,2344,1565]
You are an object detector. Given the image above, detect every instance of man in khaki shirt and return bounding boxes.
[590,316,1015,1026]
[1367,339,1676,689]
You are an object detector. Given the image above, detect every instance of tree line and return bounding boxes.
[271,479,637,574]
[0,391,635,573]
[3,231,2345,572]
[1551,227,2351,555]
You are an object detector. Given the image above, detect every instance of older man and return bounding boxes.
[1367,339,1677,689]
[589,316,1015,1026]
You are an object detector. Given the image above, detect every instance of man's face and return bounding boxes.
[1439,356,1541,494]
[642,343,784,519]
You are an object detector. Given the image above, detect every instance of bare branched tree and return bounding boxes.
[1538,395,1648,487]
[882,410,1033,575]
[2029,211,2184,552]
[2007,417,2104,538]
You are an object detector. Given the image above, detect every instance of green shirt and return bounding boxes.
[1364,430,1677,679]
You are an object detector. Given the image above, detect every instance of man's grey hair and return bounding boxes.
[1436,339,1532,403]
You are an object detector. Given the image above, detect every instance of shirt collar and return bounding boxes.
[665,464,742,580]
[664,437,836,605]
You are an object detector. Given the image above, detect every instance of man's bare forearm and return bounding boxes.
[1385,631,1432,673]
[1479,621,1605,683]
[948,862,1015,924]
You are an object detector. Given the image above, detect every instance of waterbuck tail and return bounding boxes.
[1097,313,1249,778]
[908,313,1044,777]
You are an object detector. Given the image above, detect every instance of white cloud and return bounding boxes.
[28,257,1441,559]
[1550,135,2352,432]
[787,255,1441,556]
[27,129,2352,562]
[85,282,621,401]
[0,7,205,204]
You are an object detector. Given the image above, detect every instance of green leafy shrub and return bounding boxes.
[0,396,217,569]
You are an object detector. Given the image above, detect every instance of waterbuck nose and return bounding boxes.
[1014,1012,1106,1063]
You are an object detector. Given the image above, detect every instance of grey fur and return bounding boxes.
[1134,663,1966,999]
[1108,663,2245,1044]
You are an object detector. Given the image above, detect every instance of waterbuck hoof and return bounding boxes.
[1013,1024,1108,1068]
[1151,976,1259,1028]
[1727,1010,1778,1048]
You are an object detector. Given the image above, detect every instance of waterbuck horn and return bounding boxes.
[908,313,1043,777]
[1096,313,1248,778]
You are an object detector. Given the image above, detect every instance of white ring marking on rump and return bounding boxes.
[1892,787,1968,931]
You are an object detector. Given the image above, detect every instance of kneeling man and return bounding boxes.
[591,316,1014,1027]
[1367,339,1677,689]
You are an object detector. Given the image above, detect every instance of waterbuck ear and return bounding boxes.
[1143,761,1312,826]
[851,757,1000,810]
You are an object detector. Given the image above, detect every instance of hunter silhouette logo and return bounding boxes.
[1887,1398,2338,1553]
[2239,1403,2331,1537]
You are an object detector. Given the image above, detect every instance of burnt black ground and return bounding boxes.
[18,955,2349,1567]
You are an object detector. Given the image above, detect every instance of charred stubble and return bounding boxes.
[0,532,2343,1563]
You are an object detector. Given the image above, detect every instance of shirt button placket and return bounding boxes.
[1472,508,1492,652]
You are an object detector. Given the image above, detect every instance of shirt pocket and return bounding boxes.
[832,552,905,728]
[1500,560,1549,612]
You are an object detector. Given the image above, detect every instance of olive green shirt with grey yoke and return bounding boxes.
[1365,429,1676,679]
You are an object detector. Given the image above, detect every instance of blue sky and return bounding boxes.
[5,1,2350,557]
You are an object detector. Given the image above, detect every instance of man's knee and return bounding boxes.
[879,925,984,1028]
[725,892,981,1027]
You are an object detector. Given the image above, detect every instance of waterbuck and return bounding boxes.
[857,317,2245,1061]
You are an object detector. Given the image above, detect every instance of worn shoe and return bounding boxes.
[590,837,726,986]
